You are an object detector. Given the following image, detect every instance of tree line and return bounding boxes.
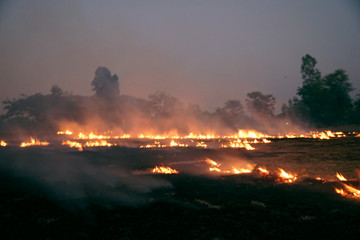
[1,54,359,135]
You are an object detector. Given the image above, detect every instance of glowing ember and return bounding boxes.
[0,140,7,147]
[277,168,297,183]
[336,173,347,181]
[20,137,49,148]
[152,166,179,174]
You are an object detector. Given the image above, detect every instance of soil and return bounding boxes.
[0,137,360,239]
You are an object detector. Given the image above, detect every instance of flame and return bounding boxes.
[84,140,114,147]
[57,130,73,135]
[152,166,179,174]
[336,173,347,181]
[277,168,297,183]
[232,166,253,174]
[355,133,360,137]
[169,140,188,147]
[221,139,255,150]
[20,137,49,148]
[236,129,270,139]
[258,167,270,175]
[209,167,222,172]
[335,183,360,198]
[205,158,219,166]
[62,140,83,151]
[0,140,7,147]
[196,141,208,148]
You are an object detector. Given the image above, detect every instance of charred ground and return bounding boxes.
[1,137,360,239]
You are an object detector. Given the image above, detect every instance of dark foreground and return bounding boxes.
[1,137,360,239]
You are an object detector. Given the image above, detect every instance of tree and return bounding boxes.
[216,100,245,129]
[350,93,360,124]
[321,69,353,125]
[300,54,321,84]
[294,54,353,126]
[147,91,183,118]
[246,91,276,119]
[91,67,119,98]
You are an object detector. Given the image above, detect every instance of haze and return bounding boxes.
[1,0,359,111]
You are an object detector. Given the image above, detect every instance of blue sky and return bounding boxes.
[1,0,359,111]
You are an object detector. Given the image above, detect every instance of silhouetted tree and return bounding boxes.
[216,100,245,129]
[147,91,183,118]
[246,91,276,119]
[321,69,353,125]
[349,93,360,124]
[91,67,119,98]
[294,54,353,126]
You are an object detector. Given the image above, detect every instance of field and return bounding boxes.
[1,136,360,239]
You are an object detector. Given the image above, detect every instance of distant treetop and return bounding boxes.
[91,67,119,98]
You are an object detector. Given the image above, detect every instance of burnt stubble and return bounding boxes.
[0,137,360,239]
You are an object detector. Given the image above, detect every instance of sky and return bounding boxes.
[0,0,359,112]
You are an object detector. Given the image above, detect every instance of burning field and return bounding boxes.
[1,130,360,239]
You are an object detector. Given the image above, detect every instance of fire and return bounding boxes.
[62,140,83,151]
[0,140,7,147]
[236,129,270,139]
[335,183,360,198]
[205,158,220,166]
[209,167,222,172]
[20,137,49,148]
[77,132,111,140]
[221,139,255,150]
[57,130,73,135]
[258,167,270,175]
[185,133,217,139]
[336,173,347,181]
[152,166,179,174]
[277,168,297,183]
[196,141,208,148]
[169,140,188,147]
[232,166,252,174]
[84,140,114,147]
[356,133,360,137]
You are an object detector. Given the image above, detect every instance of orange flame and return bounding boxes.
[258,167,270,175]
[62,140,83,151]
[277,168,297,183]
[20,137,49,148]
[336,173,347,181]
[0,140,7,147]
[335,183,360,198]
[152,166,179,174]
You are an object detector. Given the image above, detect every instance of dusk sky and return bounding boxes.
[1,0,359,111]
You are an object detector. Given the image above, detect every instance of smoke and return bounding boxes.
[0,148,172,208]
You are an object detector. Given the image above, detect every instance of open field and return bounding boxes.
[1,137,360,239]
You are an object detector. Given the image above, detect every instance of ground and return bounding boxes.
[0,137,360,239]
